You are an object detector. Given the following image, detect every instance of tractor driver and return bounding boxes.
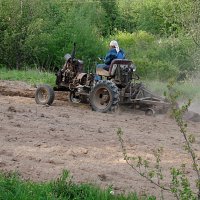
[95,40,125,80]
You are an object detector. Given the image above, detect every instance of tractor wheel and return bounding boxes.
[89,80,119,113]
[69,91,81,103]
[145,108,156,116]
[35,84,55,105]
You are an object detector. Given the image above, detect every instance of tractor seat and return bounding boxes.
[96,59,134,77]
[96,68,110,77]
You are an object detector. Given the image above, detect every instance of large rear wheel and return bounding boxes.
[35,84,55,105]
[89,80,119,112]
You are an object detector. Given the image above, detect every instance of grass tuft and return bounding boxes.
[0,170,155,200]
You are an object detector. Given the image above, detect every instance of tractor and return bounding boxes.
[35,44,170,115]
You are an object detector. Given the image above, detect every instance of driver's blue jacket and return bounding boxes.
[104,48,125,65]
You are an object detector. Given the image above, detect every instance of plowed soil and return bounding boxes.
[0,80,200,199]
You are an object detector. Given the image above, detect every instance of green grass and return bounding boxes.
[0,170,155,200]
[0,67,55,86]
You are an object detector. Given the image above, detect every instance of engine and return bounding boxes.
[55,55,94,94]
[55,57,84,86]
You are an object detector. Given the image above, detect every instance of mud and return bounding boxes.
[0,80,200,199]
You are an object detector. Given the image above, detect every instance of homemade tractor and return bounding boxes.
[35,45,170,115]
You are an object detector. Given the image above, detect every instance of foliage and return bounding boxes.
[0,0,105,70]
[110,31,194,80]
[0,170,154,200]
[119,0,195,35]
[0,171,54,200]
[0,0,199,80]
[99,0,119,36]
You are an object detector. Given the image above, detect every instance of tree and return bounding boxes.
[99,0,119,36]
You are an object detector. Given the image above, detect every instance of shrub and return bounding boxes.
[109,31,196,80]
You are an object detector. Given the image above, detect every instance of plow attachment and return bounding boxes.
[130,84,171,115]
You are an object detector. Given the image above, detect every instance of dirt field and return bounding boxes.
[0,80,200,199]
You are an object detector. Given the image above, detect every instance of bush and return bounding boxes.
[0,0,106,71]
[109,31,196,80]
[0,0,198,80]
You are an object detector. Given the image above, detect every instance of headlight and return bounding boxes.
[130,64,136,72]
